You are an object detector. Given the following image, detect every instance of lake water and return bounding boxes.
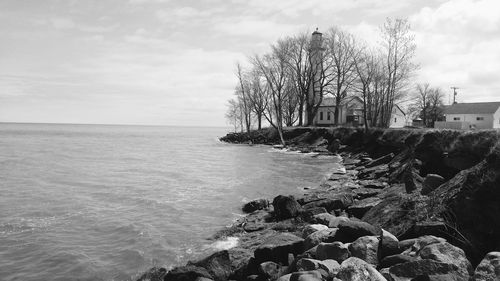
[0,123,338,281]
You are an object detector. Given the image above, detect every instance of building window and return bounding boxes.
[394,118,397,123]
[320,111,323,120]
[453,117,460,121]
[327,112,331,120]
[477,117,484,121]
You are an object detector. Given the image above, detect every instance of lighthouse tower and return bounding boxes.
[306,29,324,125]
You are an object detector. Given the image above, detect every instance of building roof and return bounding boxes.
[319,96,363,107]
[444,102,500,115]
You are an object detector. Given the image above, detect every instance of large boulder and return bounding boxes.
[426,144,500,264]
[348,236,380,266]
[243,199,269,213]
[273,195,302,220]
[164,265,212,281]
[316,242,351,263]
[337,257,387,281]
[335,220,381,243]
[386,259,469,281]
[473,252,500,281]
[304,228,338,250]
[418,242,473,278]
[254,233,304,265]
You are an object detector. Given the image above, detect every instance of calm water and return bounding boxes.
[0,123,338,281]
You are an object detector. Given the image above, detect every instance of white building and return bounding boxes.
[314,96,406,128]
[436,102,500,129]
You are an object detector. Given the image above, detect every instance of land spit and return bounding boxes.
[139,127,500,281]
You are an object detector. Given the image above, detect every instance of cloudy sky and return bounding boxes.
[1,0,499,126]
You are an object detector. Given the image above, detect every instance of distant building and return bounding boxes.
[313,96,406,128]
[389,106,406,128]
[435,102,500,129]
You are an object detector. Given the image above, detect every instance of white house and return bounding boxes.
[313,96,406,128]
[435,102,500,129]
[389,105,407,128]
[314,96,364,126]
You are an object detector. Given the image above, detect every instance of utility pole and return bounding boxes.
[450,87,459,104]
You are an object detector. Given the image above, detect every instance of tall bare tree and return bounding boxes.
[235,62,253,133]
[325,27,362,125]
[252,39,293,146]
[247,68,268,130]
[379,18,417,127]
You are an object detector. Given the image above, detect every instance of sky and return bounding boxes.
[1,0,499,126]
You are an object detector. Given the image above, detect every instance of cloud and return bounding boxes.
[49,17,76,30]
[410,0,500,102]
[129,0,170,4]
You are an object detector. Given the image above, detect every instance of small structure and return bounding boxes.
[435,102,500,129]
[389,105,406,128]
[314,96,364,126]
[314,96,406,128]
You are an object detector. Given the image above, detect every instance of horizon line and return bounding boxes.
[0,121,230,128]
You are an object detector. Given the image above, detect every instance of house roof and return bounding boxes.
[319,96,363,107]
[444,102,500,114]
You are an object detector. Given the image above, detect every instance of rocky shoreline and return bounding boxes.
[138,127,500,281]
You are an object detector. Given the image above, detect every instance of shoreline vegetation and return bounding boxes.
[139,127,500,281]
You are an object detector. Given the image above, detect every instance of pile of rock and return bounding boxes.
[138,190,499,281]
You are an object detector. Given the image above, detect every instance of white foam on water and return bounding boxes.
[209,237,239,251]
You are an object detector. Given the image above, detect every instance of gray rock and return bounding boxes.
[348,198,382,219]
[316,242,351,263]
[387,259,469,281]
[473,252,500,281]
[379,229,401,258]
[273,195,302,220]
[243,199,269,213]
[379,254,416,268]
[312,213,337,226]
[254,233,304,265]
[259,261,282,280]
[336,220,381,243]
[164,265,212,281]
[348,236,380,266]
[277,270,323,281]
[304,228,338,250]
[418,241,473,278]
[337,257,387,281]
[302,224,329,238]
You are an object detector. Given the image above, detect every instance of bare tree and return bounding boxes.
[379,17,417,127]
[325,27,362,125]
[247,68,268,130]
[252,39,293,146]
[408,83,445,127]
[235,62,253,133]
[225,98,242,132]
